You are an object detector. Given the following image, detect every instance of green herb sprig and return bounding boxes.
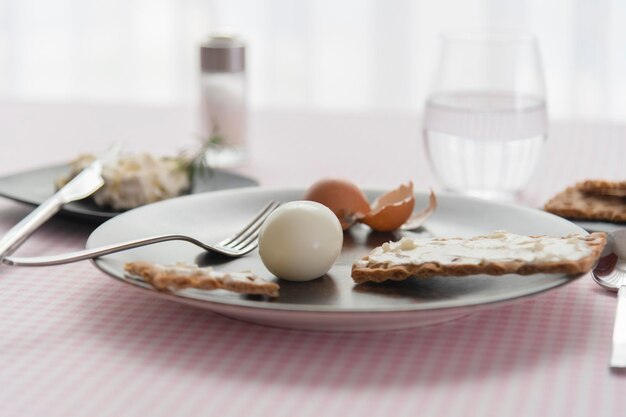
[178,132,224,184]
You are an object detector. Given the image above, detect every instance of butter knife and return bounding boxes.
[0,148,116,262]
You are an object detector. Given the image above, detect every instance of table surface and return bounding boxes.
[1,102,625,417]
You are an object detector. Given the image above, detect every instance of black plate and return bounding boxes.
[0,164,258,222]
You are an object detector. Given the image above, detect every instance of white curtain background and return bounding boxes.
[0,0,622,121]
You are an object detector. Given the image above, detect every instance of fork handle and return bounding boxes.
[2,234,199,267]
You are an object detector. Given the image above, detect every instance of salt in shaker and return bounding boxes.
[199,35,247,166]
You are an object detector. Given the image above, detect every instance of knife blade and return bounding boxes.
[0,146,118,262]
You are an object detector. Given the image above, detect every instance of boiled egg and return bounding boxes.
[258,201,343,281]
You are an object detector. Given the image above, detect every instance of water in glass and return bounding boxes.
[424,91,547,200]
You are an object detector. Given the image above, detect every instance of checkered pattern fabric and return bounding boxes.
[1,120,625,417]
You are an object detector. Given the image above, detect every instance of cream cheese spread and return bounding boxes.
[354,231,594,268]
[57,153,190,210]
[149,263,254,283]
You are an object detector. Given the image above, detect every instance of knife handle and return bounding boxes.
[611,286,626,367]
[0,194,64,262]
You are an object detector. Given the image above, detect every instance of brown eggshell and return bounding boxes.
[304,178,371,230]
[400,189,437,230]
[361,182,415,232]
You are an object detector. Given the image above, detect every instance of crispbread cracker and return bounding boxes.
[577,179,626,197]
[351,232,606,284]
[545,186,626,222]
[125,261,279,297]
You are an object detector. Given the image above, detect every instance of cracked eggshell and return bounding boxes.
[303,178,371,230]
[361,182,415,232]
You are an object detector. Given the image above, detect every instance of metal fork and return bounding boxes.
[3,201,281,267]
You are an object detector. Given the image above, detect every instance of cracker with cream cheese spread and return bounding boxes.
[125,261,279,297]
[351,232,606,284]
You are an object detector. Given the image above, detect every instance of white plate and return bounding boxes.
[89,187,589,332]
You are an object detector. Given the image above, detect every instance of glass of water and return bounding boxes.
[423,32,547,200]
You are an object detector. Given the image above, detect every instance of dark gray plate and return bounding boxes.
[0,164,257,222]
[89,188,589,331]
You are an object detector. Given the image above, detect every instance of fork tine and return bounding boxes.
[227,214,268,248]
[219,201,276,246]
[219,201,279,247]
[224,201,280,248]
[230,228,262,250]
[236,240,260,255]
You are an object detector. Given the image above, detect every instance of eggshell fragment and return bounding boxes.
[304,178,371,230]
[400,189,438,230]
[361,182,415,232]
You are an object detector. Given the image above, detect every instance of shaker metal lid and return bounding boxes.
[200,35,246,72]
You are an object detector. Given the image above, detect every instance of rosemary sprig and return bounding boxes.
[178,132,224,184]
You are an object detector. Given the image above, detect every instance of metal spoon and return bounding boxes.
[592,229,626,368]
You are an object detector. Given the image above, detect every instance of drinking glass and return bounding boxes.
[423,32,547,200]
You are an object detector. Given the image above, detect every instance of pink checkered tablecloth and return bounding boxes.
[1,103,625,417]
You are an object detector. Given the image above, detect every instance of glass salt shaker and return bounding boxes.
[199,35,247,166]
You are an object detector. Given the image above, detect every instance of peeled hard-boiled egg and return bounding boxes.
[258,201,343,281]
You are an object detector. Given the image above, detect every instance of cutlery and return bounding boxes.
[3,201,280,266]
[0,146,119,263]
[592,229,626,368]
